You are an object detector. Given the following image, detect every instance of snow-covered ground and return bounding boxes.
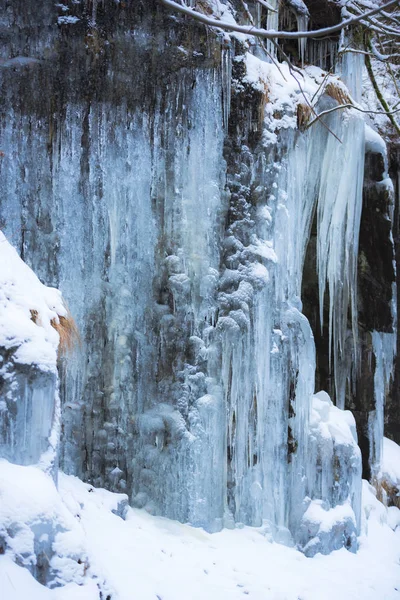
[1,458,399,600]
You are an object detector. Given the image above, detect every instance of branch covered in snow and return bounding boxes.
[159,0,399,40]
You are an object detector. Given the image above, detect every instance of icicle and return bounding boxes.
[369,331,396,476]
[296,14,309,66]
[317,110,365,409]
[339,32,364,103]
[265,0,279,58]
[221,46,232,129]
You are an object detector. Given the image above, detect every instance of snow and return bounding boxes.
[1,465,399,600]
[0,461,92,587]
[303,500,356,534]
[381,437,400,488]
[0,557,99,600]
[0,231,66,370]
[365,124,387,156]
[0,233,67,469]
[57,16,80,25]
[311,391,359,448]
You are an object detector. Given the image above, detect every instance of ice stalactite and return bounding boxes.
[265,0,279,58]
[317,108,365,409]
[215,55,364,547]
[222,47,232,129]
[305,39,338,72]
[339,36,364,104]
[296,14,309,65]
[272,103,364,541]
[281,0,309,64]
[369,331,396,477]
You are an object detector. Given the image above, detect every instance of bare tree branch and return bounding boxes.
[364,40,400,135]
[306,102,400,129]
[159,0,399,40]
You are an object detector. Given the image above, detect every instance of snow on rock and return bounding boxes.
[0,461,94,591]
[0,231,66,370]
[0,462,129,595]
[299,499,357,557]
[381,437,400,488]
[0,232,67,468]
[374,437,400,508]
[365,124,388,157]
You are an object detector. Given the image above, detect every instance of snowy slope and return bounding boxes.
[1,467,399,600]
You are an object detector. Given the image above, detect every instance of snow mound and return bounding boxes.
[0,461,128,596]
[0,461,89,589]
[375,437,400,508]
[381,437,400,489]
[0,231,66,369]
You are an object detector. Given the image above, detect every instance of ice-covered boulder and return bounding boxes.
[0,232,70,470]
[0,459,127,594]
[297,391,362,556]
[0,461,88,586]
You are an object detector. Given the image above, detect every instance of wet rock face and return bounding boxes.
[388,144,400,444]
[304,0,340,28]
[0,0,219,119]
[358,151,395,333]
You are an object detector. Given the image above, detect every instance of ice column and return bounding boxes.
[317,109,365,409]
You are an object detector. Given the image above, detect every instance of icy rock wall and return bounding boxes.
[221,55,364,543]
[0,6,228,525]
[0,0,387,553]
[352,127,397,479]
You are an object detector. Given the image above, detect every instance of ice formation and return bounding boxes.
[0,0,399,595]
[1,55,367,547]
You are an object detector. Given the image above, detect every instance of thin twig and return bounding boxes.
[306,102,400,129]
[364,39,400,135]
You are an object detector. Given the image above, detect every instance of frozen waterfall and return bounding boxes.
[0,1,397,568]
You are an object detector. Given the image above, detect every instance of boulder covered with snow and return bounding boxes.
[376,437,400,508]
[0,461,88,587]
[0,232,70,469]
[0,232,93,590]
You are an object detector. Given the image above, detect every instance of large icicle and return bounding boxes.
[317,108,365,409]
